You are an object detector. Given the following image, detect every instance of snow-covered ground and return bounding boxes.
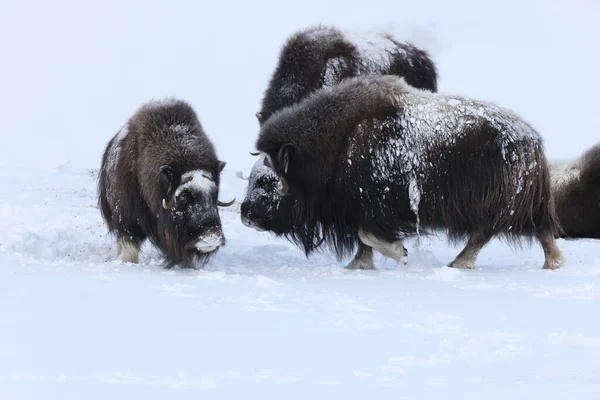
[1,0,600,398]
[2,164,600,398]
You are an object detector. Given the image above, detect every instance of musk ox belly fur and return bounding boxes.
[256,75,564,270]
[98,98,233,268]
[550,143,600,239]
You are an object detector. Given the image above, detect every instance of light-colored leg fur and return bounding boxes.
[115,236,141,264]
[448,232,489,270]
[537,233,564,270]
[346,242,375,270]
[358,228,406,266]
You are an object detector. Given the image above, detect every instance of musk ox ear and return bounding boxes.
[277,144,295,175]
[255,112,263,123]
[218,160,226,173]
[159,165,176,209]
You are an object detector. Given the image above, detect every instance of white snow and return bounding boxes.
[175,169,217,198]
[2,162,600,399]
[1,0,600,398]
[550,159,580,190]
[343,30,401,73]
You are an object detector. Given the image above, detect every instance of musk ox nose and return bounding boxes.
[194,231,225,253]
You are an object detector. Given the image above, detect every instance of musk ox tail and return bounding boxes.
[579,143,600,186]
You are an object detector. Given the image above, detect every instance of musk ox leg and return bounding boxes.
[358,229,406,266]
[115,235,142,264]
[448,232,490,270]
[346,242,375,270]
[537,233,564,270]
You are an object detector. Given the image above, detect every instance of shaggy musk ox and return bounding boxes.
[550,144,600,239]
[98,99,235,268]
[255,75,565,271]
[242,25,437,266]
[254,25,438,125]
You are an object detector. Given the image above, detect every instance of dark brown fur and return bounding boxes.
[552,144,600,239]
[256,75,564,270]
[256,25,438,125]
[98,99,228,268]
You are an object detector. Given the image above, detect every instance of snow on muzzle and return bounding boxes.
[194,230,225,253]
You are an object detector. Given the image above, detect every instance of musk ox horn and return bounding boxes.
[279,180,289,196]
[249,151,260,156]
[162,197,175,210]
[217,198,236,207]
[181,176,193,185]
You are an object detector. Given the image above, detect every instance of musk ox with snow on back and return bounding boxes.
[550,143,600,239]
[254,25,438,125]
[242,25,436,266]
[98,99,235,268]
[255,75,565,271]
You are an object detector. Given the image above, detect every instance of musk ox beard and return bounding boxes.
[242,25,436,265]
[550,143,600,239]
[255,75,565,271]
[98,98,235,268]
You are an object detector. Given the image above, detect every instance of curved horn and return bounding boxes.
[249,151,260,156]
[279,180,289,196]
[181,175,193,185]
[162,197,175,210]
[217,198,236,207]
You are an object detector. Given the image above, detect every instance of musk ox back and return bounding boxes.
[551,143,600,239]
[255,25,438,125]
[242,25,436,266]
[256,75,564,271]
[98,99,235,268]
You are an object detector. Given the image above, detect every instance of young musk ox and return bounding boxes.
[98,99,235,268]
[550,143,600,239]
[255,75,565,271]
[242,25,438,268]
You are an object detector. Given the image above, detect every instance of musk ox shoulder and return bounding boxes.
[551,143,600,239]
[256,75,564,271]
[255,25,438,125]
[98,98,235,268]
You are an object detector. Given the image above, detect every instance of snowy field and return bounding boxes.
[2,0,600,399]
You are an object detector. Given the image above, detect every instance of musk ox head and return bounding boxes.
[158,161,234,267]
[240,152,287,231]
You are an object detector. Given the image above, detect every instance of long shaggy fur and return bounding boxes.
[98,99,227,268]
[256,75,561,262]
[243,25,438,255]
[256,25,438,125]
[551,143,600,239]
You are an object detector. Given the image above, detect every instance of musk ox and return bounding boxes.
[255,25,438,125]
[255,75,565,271]
[242,25,437,267]
[98,98,235,268]
[550,143,600,239]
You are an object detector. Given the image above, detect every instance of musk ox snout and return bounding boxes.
[241,153,283,231]
[193,230,225,253]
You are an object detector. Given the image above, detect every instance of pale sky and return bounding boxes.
[0,0,597,172]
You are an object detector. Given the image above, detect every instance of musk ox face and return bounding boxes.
[241,153,285,232]
[160,163,232,267]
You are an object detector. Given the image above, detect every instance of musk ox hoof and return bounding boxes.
[345,259,375,270]
[115,238,140,264]
[448,259,475,270]
[542,257,564,270]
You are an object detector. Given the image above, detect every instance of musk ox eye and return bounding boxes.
[176,191,194,207]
